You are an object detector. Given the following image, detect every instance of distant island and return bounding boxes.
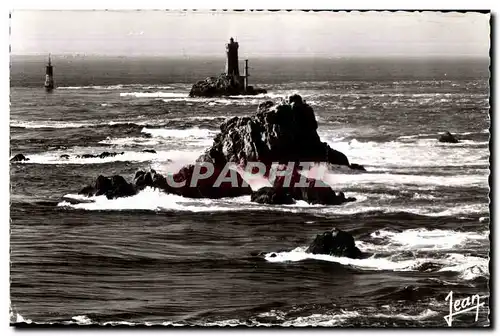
[189,38,267,97]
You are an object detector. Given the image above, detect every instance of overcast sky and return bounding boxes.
[10,10,490,57]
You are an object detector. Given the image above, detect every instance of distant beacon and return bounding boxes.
[225,37,240,77]
[44,54,54,92]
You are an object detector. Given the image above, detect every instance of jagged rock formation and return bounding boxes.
[135,166,252,199]
[72,94,362,205]
[189,74,267,98]
[251,187,295,205]
[306,228,363,259]
[79,175,137,199]
[438,131,459,143]
[250,167,356,205]
[197,95,356,169]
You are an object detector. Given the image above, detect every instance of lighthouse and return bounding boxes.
[44,54,54,92]
[225,37,240,77]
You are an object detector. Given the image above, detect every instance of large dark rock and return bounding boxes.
[438,131,459,143]
[306,228,363,259]
[10,154,29,162]
[196,95,351,169]
[251,187,295,205]
[134,166,252,199]
[79,175,137,199]
[268,166,356,205]
[189,74,267,98]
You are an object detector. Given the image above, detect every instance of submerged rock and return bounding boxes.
[76,151,125,159]
[438,131,459,143]
[10,153,29,162]
[266,166,356,205]
[79,175,137,199]
[306,228,363,259]
[189,74,267,98]
[251,187,295,205]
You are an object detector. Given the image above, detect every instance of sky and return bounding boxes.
[10,10,490,57]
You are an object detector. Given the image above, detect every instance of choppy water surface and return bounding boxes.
[10,56,490,327]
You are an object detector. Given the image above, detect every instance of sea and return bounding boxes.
[9,55,491,327]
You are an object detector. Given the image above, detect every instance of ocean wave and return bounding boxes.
[59,84,175,90]
[367,228,489,251]
[372,309,439,321]
[99,135,213,148]
[438,254,489,280]
[280,310,361,327]
[324,135,489,170]
[120,92,189,98]
[398,129,489,140]
[10,120,95,129]
[10,120,153,130]
[18,150,169,165]
[141,127,217,139]
[57,186,488,218]
[323,171,488,189]
[58,84,125,90]
[98,137,162,147]
[265,245,488,280]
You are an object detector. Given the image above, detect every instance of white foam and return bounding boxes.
[56,184,488,217]
[14,313,33,324]
[323,171,488,189]
[324,136,489,171]
[264,247,426,271]
[369,228,489,251]
[281,310,360,327]
[373,309,439,321]
[72,315,92,325]
[265,244,489,280]
[10,120,94,129]
[438,253,489,280]
[98,137,161,147]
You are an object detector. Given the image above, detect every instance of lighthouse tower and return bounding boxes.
[44,54,54,92]
[225,37,240,78]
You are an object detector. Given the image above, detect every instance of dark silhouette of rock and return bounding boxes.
[133,166,252,199]
[251,187,295,205]
[196,95,351,169]
[142,149,157,154]
[10,154,29,162]
[189,74,267,98]
[59,154,70,159]
[306,228,363,259]
[78,175,137,199]
[438,131,459,143]
[76,151,125,159]
[268,166,356,205]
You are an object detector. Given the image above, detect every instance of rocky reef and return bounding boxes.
[197,94,361,170]
[73,94,363,206]
[189,74,267,98]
